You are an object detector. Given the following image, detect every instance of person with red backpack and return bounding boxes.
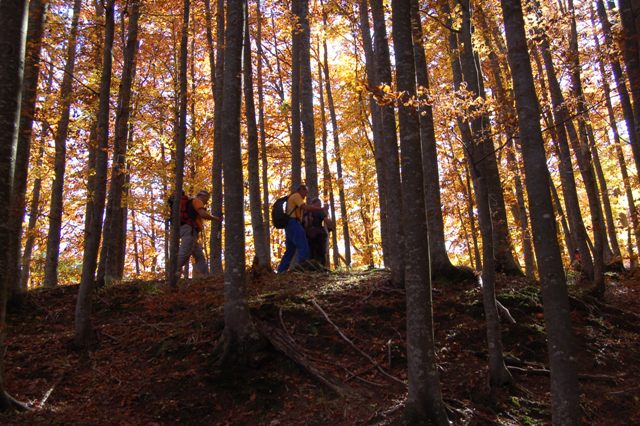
[176,190,222,277]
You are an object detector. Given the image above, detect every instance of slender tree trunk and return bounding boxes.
[8,0,48,296]
[0,0,30,411]
[566,0,607,294]
[533,1,595,280]
[43,0,82,288]
[596,0,640,176]
[501,0,580,422]
[410,0,470,280]
[99,0,141,286]
[297,0,318,199]
[320,12,350,266]
[255,0,271,262]
[244,4,270,269]
[209,0,224,273]
[220,0,257,359]
[549,175,573,262]
[358,0,390,268]
[131,208,140,275]
[618,0,640,170]
[290,0,302,189]
[75,0,115,348]
[168,0,190,288]
[371,0,404,286]
[452,0,522,276]
[317,45,339,269]
[390,2,449,423]
[20,127,46,291]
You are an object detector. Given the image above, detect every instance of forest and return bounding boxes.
[0,0,639,424]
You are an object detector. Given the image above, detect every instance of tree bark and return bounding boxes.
[98,0,141,286]
[358,0,390,268]
[8,0,48,296]
[43,0,83,288]
[255,0,271,263]
[74,0,115,348]
[618,0,640,170]
[168,0,190,288]
[321,6,351,266]
[297,0,318,199]
[410,0,470,281]
[390,2,449,423]
[0,0,30,411]
[220,0,256,356]
[290,0,302,190]
[452,0,522,276]
[209,0,224,273]
[244,4,270,269]
[501,0,581,422]
[370,0,404,286]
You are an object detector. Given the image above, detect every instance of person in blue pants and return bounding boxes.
[277,185,326,273]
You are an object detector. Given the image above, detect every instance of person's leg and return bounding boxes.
[291,221,310,263]
[177,224,195,273]
[192,240,209,276]
[277,221,297,273]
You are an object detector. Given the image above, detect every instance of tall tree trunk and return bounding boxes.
[168,0,190,288]
[20,127,46,291]
[297,0,318,199]
[99,0,141,286]
[43,0,82,288]
[390,1,449,423]
[618,0,640,170]
[317,44,340,268]
[370,0,404,286]
[566,0,607,294]
[358,0,390,268]
[321,7,350,266]
[209,0,224,273]
[594,0,640,257]
[0,0,30,412]
[533,0,595,280]
[219,0,257,360]
[410,0,471,280]
[74,0,115,348]
[501,0,580,422]
[132,208,141,276]
[452,0,522,276]
[596,0,640,176]
[290,0,302,189]
[8,0,48,296]
[244,4,270,269]
[255,0,271,262]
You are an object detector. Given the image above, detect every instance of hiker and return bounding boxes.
[176,190,222,277]
[276,185,327,273]
[304,198,333,268]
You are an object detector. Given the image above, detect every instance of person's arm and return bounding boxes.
[323,216,334,231]
[197,208,223,222]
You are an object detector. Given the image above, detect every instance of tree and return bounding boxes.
[409,0,472,281]
[370,0,404,286]
[168,0,190,288]
[244,2,270,269]
[0,0,30,412]
[8,0,49,296]
[43,0,83,288]
[98,0,141,286]
[75,0,116,347]
[321,0,351,266]
[390,1,449,423]
[500,0,580,422]
[290,0,303,189]
[217,0,260,361]
[618,0,640,169]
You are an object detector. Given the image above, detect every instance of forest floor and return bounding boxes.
[1,267,639,425]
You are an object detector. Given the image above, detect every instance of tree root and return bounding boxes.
[0,390,30,412]
[255,320,357,398]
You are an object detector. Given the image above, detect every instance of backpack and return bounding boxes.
[168,193,198,227]
[272,195,293,229]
